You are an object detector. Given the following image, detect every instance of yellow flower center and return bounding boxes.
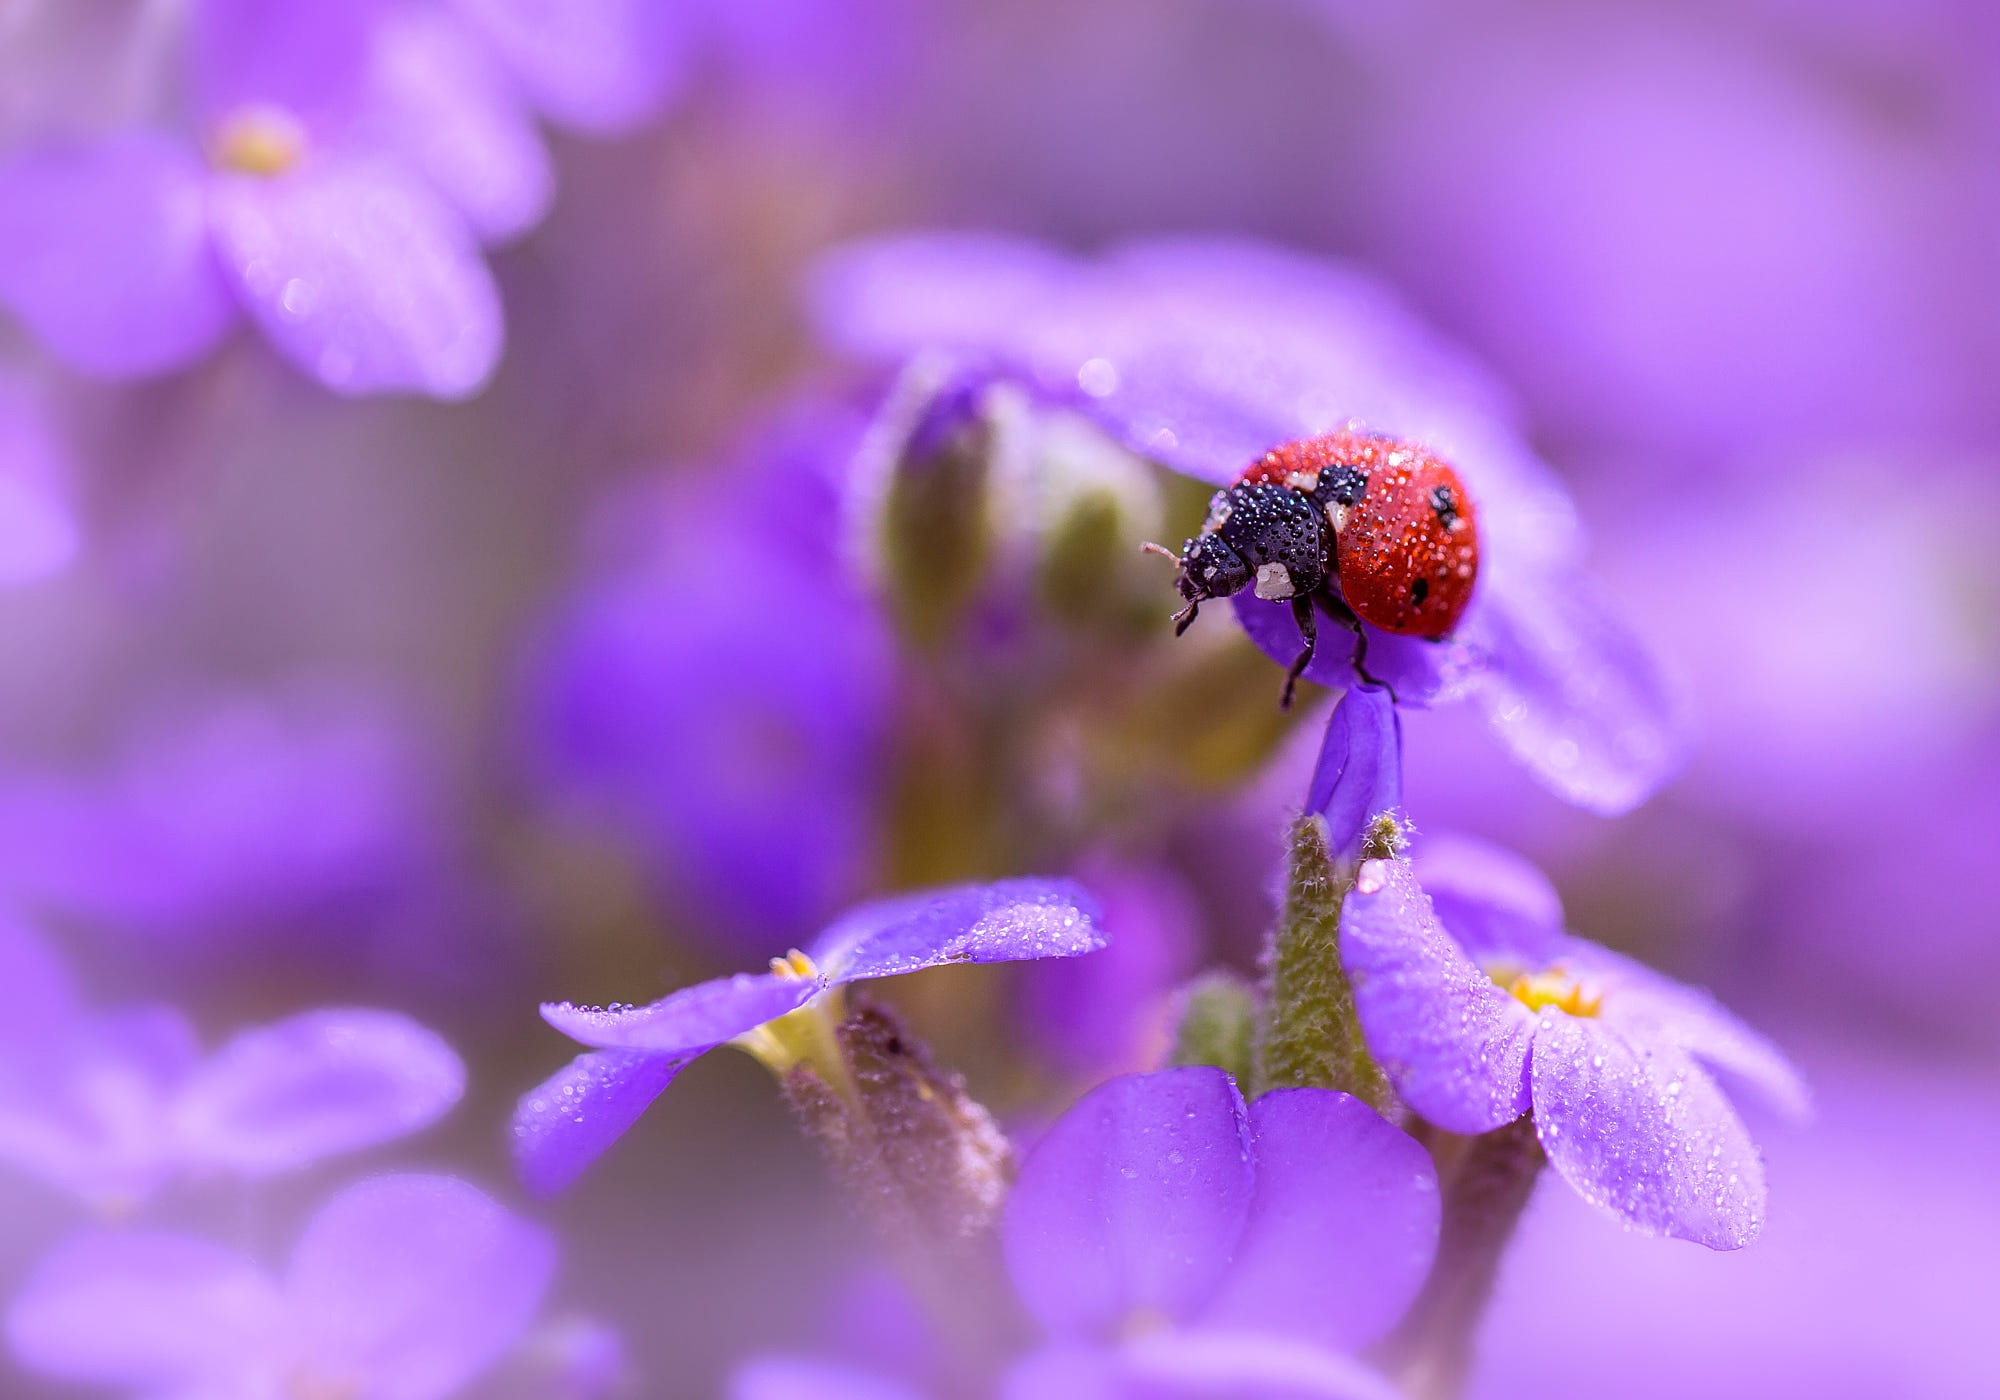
[1495,964,1602,1018]
[211,104,308,177]
[768,949,819,980]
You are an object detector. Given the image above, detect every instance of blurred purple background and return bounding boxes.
[1,1,1996,1396]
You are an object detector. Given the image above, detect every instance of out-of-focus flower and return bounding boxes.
[0,693,439,951]
[0,0,541,395]
[811,233,1687,815]
[526,403,893,950]
[6,1172,553,1399]
[0,915,464,1209]
[1013,855,1201,1078]
[0,368,77,584]
[512,879,1103,1196]
[735,1066,1436,1399]
[1339,837,1808,1249]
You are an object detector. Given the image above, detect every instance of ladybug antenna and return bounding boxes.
[1140,541,1182,565]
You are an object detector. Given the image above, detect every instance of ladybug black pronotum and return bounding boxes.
[1149,428,1480,707]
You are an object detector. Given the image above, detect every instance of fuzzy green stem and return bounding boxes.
[1252,813,1395,1111]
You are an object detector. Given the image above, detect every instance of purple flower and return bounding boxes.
[1339,836,1809,1249]
[6,1172,554,1399]
[0,693,439,952]
[734,1067,1438,1399]
[0,369,77,585]
[0,915,464,1209]
[1013,856,1201,1077]
[512,878,1103,1197]
[811,233,1689,814]
[525,402,893,950]
[0,0,552,395]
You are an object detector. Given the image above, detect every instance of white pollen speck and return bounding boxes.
[1328,503,1352,532]
[1254,562,1294,600]
[1076,357,1120,397]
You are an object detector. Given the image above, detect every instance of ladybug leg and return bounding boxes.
[1316,591,1392,693]
[1172,598,1200,635]
[1281,593,1317,710]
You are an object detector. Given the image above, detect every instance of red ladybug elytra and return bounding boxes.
[1148,428,1479,707]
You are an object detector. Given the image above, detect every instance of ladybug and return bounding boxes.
[1148,428,1479,707]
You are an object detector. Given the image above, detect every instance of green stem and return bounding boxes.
[1252,813,1395,1112]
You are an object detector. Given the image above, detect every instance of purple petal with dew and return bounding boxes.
[1559,940,1811,1123]
[810,878,1104,985]
[0,374,78,585]
[1339,859,1533,1134]
[1459,564,1691,816]
[445,0,685,134]
[1229,596,1471,705]
[1199,1090,1438,1351]
[288,1173,555,1398]
[0,1005,199,1208]
[810,233,1583,576]
[1306,685,1401,857]
[173,1008,465,1177]
[1119,1329,1408,1400]
[1003,1067,1253,1342]
[362,6,552,244]
[541,972,814,1053]
[5,1230,281,1386]
[511,1050,684,1198]
[731,1357,929,1400]
[1530,1014,1767,1250]
[186,0,381,134]
[0,133,235,378]
[208,159,502,400]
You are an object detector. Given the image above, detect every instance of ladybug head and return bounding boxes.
[1145,533,1250,636]
[1175,533,1251,604]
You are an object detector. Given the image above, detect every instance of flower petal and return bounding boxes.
[1411,833,1567,968]
[1002,1067,1253,1342]
[445,0,685,134]
[1305,685,1401,858]
[186,0,380,134]
[363,6,553,243]
[540,972,814,1053]
[1530,1014,1768,1249]
[1560,941,1811,1123]
[1199,1090,1438,1351]
[731,1357,928,1400]
[810,878,1105,985]
[1339,859,1533,1133]
[6,1230,281,1386]
[1459,565,1691,815]
[0,1006,198,1207]
[510,1050,684,1198]
[208,159,502,399]
[0,133,235,378]
[1122,1329,1407,1400]
[174,1008,465,1177]
[288,1174,555,1397]
[810,233,1584,574]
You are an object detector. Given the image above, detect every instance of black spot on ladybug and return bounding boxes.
[1429,484,1459,530]
[1410,576,1430,606]
[1324,465,1368,507]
